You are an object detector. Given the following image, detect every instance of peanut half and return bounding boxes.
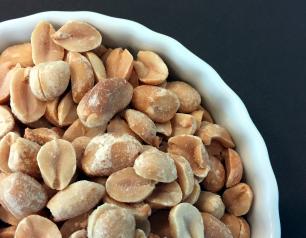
[0,62,15,104]
[223,148,243,188]
[0,106,15,138]
[0,132,20,173]
[85,51,106,82]
[195,191,225,219]
[202,156,225,192]
[201,212,233,238]
[0,43,33,67]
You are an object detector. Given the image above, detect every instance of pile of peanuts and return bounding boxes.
[0,20,253,238]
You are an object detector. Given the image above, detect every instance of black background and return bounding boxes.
[0,0,305,237]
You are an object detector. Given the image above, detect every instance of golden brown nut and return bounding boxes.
[201,212,233,238]
[223,148,243,188]
[8,137,40,177]
[57,91,79,126]
[206,141,224,161]
[37,139,76,190]
[191,105,214,125]
[85,51,106,82]
[67,52,95,103]
[196,122,235,148]
[239,217,251,238]
[146,181,182,209]
[60,211,91,238]
[166,81,201,113]
[168,135,210,178]
[15,215,61,238]
[169,203,204,238]
[106,167,156,203]
[222,183,253,216]
[134,51,168,85]
[71,136,91,168]
[183,179,201,204]
[77,78,133,128]
[24,127,61,145]
[171,113,197,136]
[124,109,161,147]
[0,106,15,138]
[82,133,142,176]
[0,226,16,238]
[132,85,180,123]
[149,210,172,238]
[10,67,46,123]
[195,191,225,219]
[107,115,139,138]
[155,121,172,136]
[0,132,20,173]
[105,48,133,80]
[31,21,64,65]
[0,172,47,219]
[47,180,105,221]
[221,213,250,238]
[0,43,33,67]
[69,229,87,238]
[87,204,136,238]
[202,156,225,193]
[0,205,20,225]
[0,62,15,104]
[52,21,102,52]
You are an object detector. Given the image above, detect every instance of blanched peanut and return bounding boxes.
[156,121,172,136]
[69,229,87,238]
[60,211,91,238]
[149,210,172,238]
[168,135,210,178]
[0,62,15,103]
[52,21,102,52]
[77,78,133,128]
[106,167,155,203]
[10,67,46,123]
[24,127,61,145]
[31,21,64,65]
[132,85,180,123]
[171,113,197,136]
[170,154,194,199]
[201,212,233,238]
[47,180,105,221]
[134,51,168,85]
[195,191,225,219]
[146,181,182,209]
[169,203,204,238]
[107,115,139,138]
[72,136,91,168]
[8,137,40,177]
[106,48,133,80]
[135,229,146,238]
[82,133,142,176]
[223,148,243,188]
[0,132,20,173]
[202,156,225,192]
[0,172,47,219]
[85,51,106,82]
[0,43,33,67]
[124,109,161,147]
[221,213,251,238]
[0,226,16,238]
[166,81,201,113]
[15,215,61,238]
[37,139,76,190]
[134,148,177,183]
[196,122,235,148]
[0,205,20,225]
[67,52,95,103]
[222,183,253,216]
[183,179,201,204]
[0,106,15,138]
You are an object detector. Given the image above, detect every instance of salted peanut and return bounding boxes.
[124,109,161,147]
[0,62,15,103]
[82,133,142,176]
[183,179,201,204]
[168,135,210,178]
[15,215,61,238]
[77,78,133,128]
[129,69,140,88]
[223,148,243,188]
[222,183,253,216]
[0,106,15,138]
[106,167,155,203]
[196,121,235,148]
[106,48,133,80]
[85,51,106,82]
[166,81,201,113]
[71,136,91,168]
[0,172,47,219]
[31,21,64,65]
[134,148,177,183]
[8,138,40,177]
[0,205,20,225]
[69,229,87,238]
[195,191,225,219]
[10,67,46,123]
[37,139,76,190]
[134,51,168,85]
[206,141,224,160]
[45,97,60,126]
[135,229,146,238]
[0,226,16,238]
[170,154,194,199]
[0,43,33,67]
[169,203,204,238]
[156,121,172,136]
[239,217,251,238]
[67,52,95,103]
[52,21,102,52]
[171,113,197,136]
[47,180,105,221]
[24,127,61,145]
[132,85,180,123]
[0,132,20,173]
[58,91,78,126]
[149,210,172,238]
[202,156,225,192]
[60,211,91,238]
[201,212,233,238]
[221,213,240,238]
[107,116,139,138]
[146,181,182,209]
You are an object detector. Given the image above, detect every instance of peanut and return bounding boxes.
[195,191,225,219]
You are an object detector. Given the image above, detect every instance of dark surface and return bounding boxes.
[0,0,304,236]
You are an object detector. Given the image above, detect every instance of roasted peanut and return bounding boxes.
[183,178,201,204]
[223,148,243,188]
[239,217,251,238]
[191,105,214,124]
[60,211,91,238]
[206,141,224,160]
[0,205,20,225]
[156,120,172,136]
[71,136,91,168]
[92,44,108,58]
[85,51,106,82]
[0,62,15,103]
[195,191,225,219]
[202,156,225,192]
[201,212,233,238]
[24,127,61,145]
[0,106,15,138]
[221,213,251,238]
[58,91,79,126]
[69,229,87,238]
[0,226,16,238]
[171,113,197,136]
[0,132,20,173]
[0,43,33,67]
[107,115,139,138]
[149,210,172,238]
[129,69,140,88]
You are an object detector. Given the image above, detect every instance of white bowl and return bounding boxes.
[0,11,281,237]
